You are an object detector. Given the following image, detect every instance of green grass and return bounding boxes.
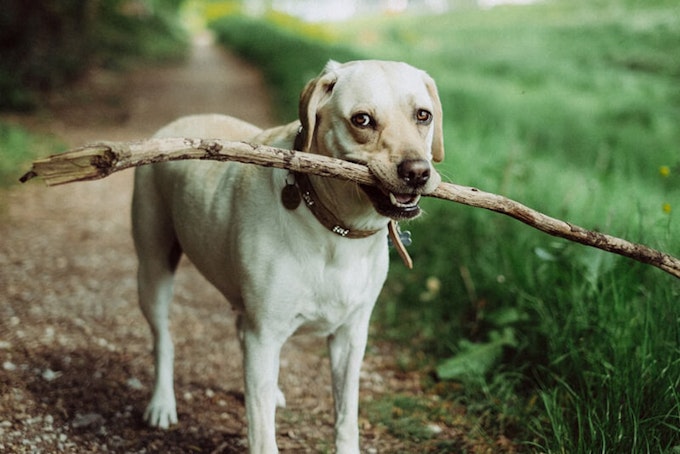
[211,1,680,451]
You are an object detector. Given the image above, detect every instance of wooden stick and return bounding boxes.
[20,138,680,279]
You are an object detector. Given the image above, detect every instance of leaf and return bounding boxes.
[534,246,557,262]
[436,328,517,381]
[486,307,528,326]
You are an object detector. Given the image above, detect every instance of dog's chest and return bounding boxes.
[296,250,388,333]
[250,237,390,335]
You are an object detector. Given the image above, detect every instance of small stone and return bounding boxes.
[126,377,144,390]
[41,369,62,382]
[426,423,443,434]
[72,412,105,429]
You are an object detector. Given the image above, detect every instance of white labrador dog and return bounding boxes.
[132,60,444,453]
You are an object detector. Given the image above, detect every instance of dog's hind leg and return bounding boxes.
[132,168,183,429]
[137,245,182,429]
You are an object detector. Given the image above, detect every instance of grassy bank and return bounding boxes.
[211,1,680,451]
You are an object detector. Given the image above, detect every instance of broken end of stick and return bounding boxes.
[19,170,38,183]
[19,144,118,186]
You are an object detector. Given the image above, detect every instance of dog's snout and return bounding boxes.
[398,159,431,188]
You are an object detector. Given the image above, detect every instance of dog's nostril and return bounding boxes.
[398,159,431,187]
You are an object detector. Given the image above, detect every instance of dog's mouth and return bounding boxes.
[360,184,422,220]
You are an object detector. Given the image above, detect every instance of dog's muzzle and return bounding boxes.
[360,184,422,220]
[361,158,434,220]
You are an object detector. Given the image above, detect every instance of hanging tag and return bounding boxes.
[388,222,413,247]
[388,221,413,269]
[281,173,301,210]
[398,228,412,247]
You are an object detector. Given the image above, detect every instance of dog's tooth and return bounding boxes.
[390,193,421,207]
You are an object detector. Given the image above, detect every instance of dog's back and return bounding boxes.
[132,114,262,297]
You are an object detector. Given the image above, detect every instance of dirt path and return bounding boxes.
[0,36,443,453]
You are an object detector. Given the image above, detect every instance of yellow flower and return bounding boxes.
[663,203,672,214]
[426,276,441,293]
[660,165,671,177]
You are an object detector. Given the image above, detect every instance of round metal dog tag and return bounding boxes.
[281,184,301,210]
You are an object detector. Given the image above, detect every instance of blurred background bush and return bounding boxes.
[0,0,188,111]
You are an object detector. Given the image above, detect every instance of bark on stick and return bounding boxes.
[20,138,680,279]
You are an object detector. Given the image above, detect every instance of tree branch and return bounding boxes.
[20,138,680,279]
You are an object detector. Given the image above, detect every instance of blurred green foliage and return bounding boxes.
[0,0,188,111]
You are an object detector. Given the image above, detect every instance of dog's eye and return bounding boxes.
[351,113,374,128]
[416,109,433,125]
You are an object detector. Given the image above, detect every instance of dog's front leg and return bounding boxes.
[328,313,372,454]
[241,323,285,454]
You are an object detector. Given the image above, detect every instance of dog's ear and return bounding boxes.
[324,60,342,72]
[423,72,445,163]
[298,67,338,152]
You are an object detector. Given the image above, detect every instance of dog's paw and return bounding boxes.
[276,387,286,408]
[143,396,178,429]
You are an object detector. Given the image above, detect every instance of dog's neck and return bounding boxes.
[292,172,380,238]
[292,127,390,236]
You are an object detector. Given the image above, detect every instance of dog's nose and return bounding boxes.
[398,159,431,188]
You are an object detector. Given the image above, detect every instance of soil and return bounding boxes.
[0,35,508,453]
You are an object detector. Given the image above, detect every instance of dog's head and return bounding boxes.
[298,60,444,220]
